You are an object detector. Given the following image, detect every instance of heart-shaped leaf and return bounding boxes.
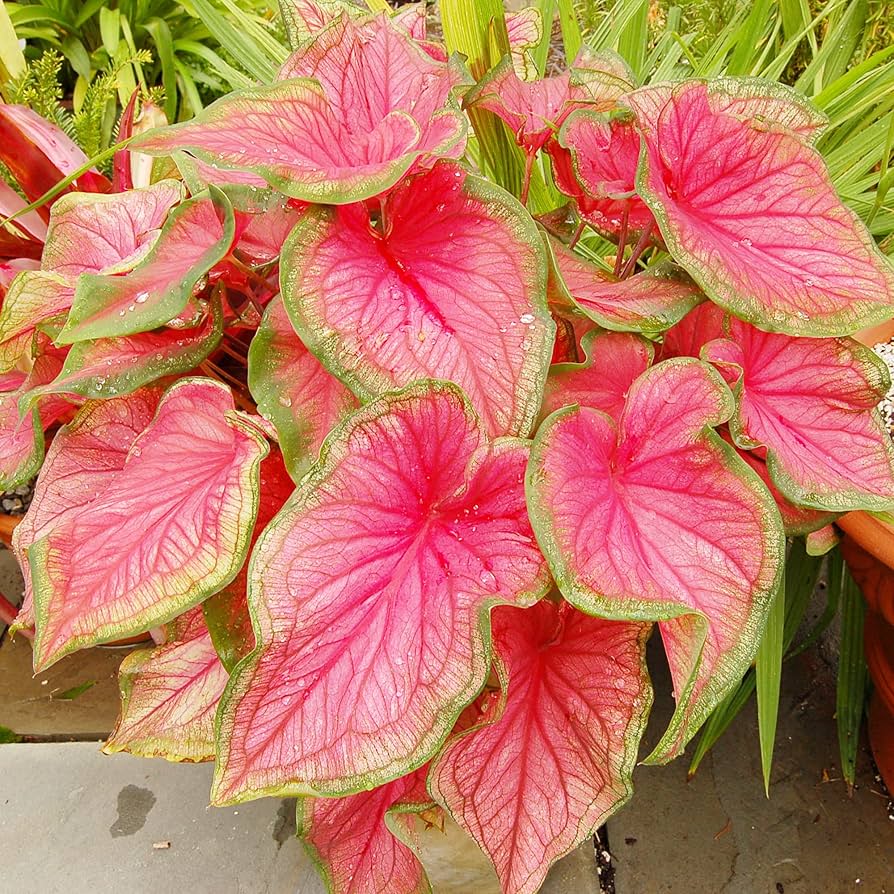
[297,766,434,894]
[541,329,653,422]
[623,81,894,335]
[281,162,553,438]
[41,180,184,277]
[547,235,702,335]
[29,378,269,671]
[702,317,894,512]
[133,16,466,204]
[430,601,651,894]
[57,189,235,344]
[527,359,784,761]
[248,296,358,479]
[104,611,229,762]
[212,382,550,804]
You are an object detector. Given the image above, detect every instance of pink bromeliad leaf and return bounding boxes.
[281,162,553,438]
[547,235,702,335]
[297,765,434,894]
[701,317,894,512]
[29,378,269,671]
[41,180,184,277]
[464,53,629,155]
[10,389,162,636]
[57,189,235,344]
[549,110,653,236]
[622,81,894,335]
[21,295,223,410]
[103,612,229,762]
[0,351,70,491]
[0,271,74,372]
[430,601,651,894]
[541,329,653,422]
[722,436,835,536]
[527,359,784,761]
[133,16,466,204]
[248,295,358,479]
[202,448,295,672]
[211,382,550,804]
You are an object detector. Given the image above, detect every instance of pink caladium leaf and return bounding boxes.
[297,765,434,894]
[0,351,70,491]
[463,55,629,155]
[541,329,654,422]
[701,317,894,512]
[281,162,553,438]
[57,189,236,344]
[0,271,74,372]
[0,105,109,210]
[21,294,223,410]
[41,180,184,277]
[29,378,269,671]
[429,601,651,894]
[527,359,784,761]
[547,235,702,335]
[211,382,550,804]
[103,613,229,762]
[726,437,835,536]
[10,389,162,636]
[236,201,308,264]
[622,81,894,335]
[658,301,726,361]
[247,296,358,479]
[202,448,295,672]
[549,111,654,236]
[133,16,466,204]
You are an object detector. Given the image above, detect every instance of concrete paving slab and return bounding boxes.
[608,647,894,894]
[0,743,598,893]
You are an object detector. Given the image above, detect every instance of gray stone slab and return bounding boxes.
[0,743,598,893]
[608,647,894,894]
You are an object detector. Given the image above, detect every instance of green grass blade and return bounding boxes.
[616,0,649,81]
[688,673,756,778]
[756,561,785,795]
[836,553,868,792]
[531,0,554,78]
[782,538,824,651]
[556,0,582,63]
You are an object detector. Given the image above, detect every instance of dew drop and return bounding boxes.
[479,570,497,589]
[519,313,535,324]
[134,291,150,304]
[278,394,293,408]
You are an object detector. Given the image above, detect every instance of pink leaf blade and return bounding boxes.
[103,623,229,763]
[429,601,652,894]
[527,360,784,762]
[41,180,185,277]
[248,296,359,480]
[57,190,236,344]
[211,383,550,804]
[29,379,269,671]
[623,81,894,336]
[282,162,553,438]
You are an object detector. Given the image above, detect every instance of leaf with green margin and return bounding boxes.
[247,296,358,480]
[133,16,467,205]
[701,318,894,512]
[56,188,235,344]
[546,234,702,335]
[296,765,435,894]
[281,161,554,439]
[41,180,184,277]
[0,271,74,373]
[527,359,784,762]
[211,382,550,805]
[29,378,269,672]
[103,613,229,762]
[9,388,163,637]
[541,328,653,423]
[622,81,894,336]
[21,294,223,411]
[429,601,651,894]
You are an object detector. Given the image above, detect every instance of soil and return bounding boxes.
[0,479,33,515]
[595,828,616,894]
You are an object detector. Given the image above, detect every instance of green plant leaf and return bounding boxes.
[756,561,785,795]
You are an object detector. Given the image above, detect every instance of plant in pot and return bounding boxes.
[2,1,894,891]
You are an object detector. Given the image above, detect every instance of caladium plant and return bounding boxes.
[2,2,894,892]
